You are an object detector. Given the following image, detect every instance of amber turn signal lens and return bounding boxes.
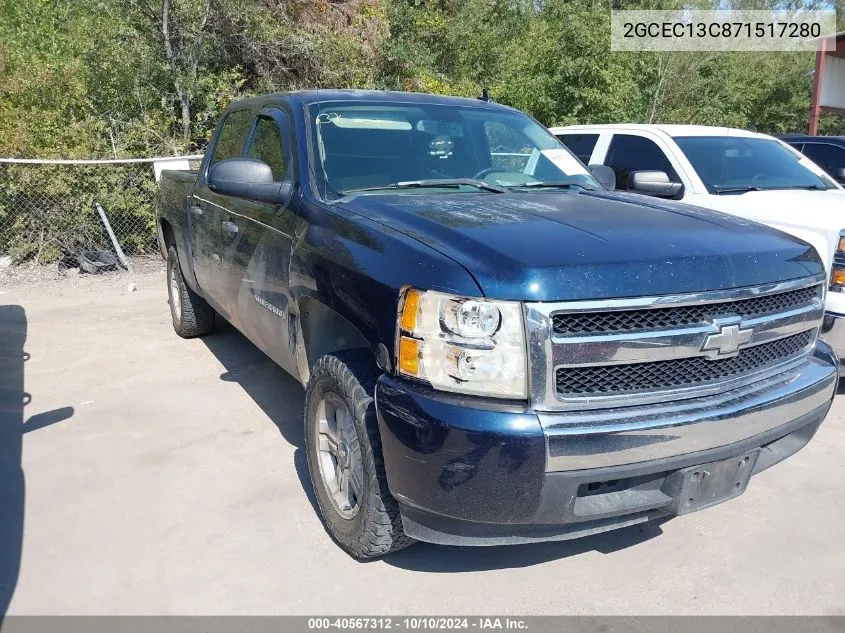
[399,336,420,375]
[401,289,421,331]
[832,267,845,287]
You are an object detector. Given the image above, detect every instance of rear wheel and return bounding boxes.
[304,351,414,559]
[166,245,215,338]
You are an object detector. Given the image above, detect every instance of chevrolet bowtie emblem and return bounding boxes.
[701,320,753,359]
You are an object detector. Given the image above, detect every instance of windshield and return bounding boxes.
[309,100,600,197]
[674,136,835,193]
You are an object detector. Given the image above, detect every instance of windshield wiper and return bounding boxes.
[715,184,829,194]
[342,178,507,194]
[516,181,599,192]
[713,186,763,194]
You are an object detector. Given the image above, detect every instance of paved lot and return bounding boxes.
[1,267,844,615]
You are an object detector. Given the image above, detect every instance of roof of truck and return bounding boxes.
[549,123,768,139]
[228,89,516,112]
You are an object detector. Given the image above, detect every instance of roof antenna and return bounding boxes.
[477,88,491,102]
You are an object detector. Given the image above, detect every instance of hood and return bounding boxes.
[694,188,845,234]
[690,189,845,268]
[337,190,823,301]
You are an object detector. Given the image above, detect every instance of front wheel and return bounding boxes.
[304,351,414,559]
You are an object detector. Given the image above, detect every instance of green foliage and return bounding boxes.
[0,0,842,262]
[496,0,653,125]
[1,0,836,156]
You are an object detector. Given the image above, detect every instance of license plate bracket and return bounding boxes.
[675,449,760,515]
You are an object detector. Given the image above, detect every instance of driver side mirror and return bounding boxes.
[629,170,683,197]
[588,164,616,190]
[208,158,292,205]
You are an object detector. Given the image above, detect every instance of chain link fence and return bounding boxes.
[0,156,201,278]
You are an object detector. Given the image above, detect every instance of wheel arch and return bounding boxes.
[159,217,176,255]
[159,216,203,296]
[296,296,387,386]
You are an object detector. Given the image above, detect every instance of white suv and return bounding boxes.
[551,123,845,373]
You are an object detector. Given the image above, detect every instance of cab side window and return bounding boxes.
[246,115,291,181]
[210,109,253,167]
[605,134,679,190]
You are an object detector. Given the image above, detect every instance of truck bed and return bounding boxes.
[160,169,198,183]
[155,169,198,259]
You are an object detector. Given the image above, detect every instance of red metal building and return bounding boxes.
[809,32,845,134]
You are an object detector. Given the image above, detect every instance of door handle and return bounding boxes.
[222,221,239,234]
[189,206,203,216]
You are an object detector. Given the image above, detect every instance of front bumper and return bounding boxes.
[820,312,845,376]
[375,341,837,546]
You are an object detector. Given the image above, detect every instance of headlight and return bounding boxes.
[396,288,527,399]
[832,230,845,293]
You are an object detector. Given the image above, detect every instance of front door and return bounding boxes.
[598,132,684,195]
[220,108,302,377]
[190,108,254,313]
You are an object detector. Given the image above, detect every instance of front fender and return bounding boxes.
[289,203,482,384]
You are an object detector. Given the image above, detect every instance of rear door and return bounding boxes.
[191,108,254,311]
[219,108,302,377]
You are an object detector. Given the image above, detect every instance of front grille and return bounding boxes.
[555,329,813,397]
[552,285,820,336]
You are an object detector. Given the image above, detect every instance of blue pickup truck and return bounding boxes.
[156,90,837,559]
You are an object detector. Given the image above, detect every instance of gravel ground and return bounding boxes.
[0,255,165,290]
[1,268,844,615]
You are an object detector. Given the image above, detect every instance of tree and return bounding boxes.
[1,0,841,158]
[120,0,214,148]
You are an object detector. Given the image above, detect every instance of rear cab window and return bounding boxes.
[556,133,599,163]
[485,121,533,173]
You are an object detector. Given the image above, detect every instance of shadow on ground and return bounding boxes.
[0,306,73,621]
[200,317,317,513]
[382,520,666,572]
[198,315,667,571]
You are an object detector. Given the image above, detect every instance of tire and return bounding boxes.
[304,351,415,559]
[166,245,215,338]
